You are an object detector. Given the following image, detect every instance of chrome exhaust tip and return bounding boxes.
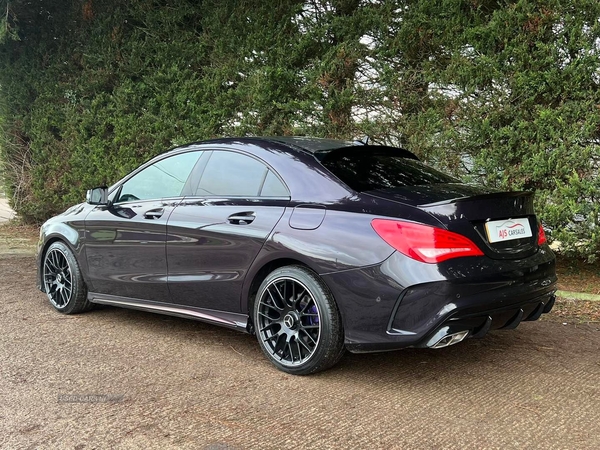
[429,330,469,349]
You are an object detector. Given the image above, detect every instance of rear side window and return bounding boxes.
[320,149,458,192]
[193,150,289,198]
[260,171,288,197]
[196,151,267,197]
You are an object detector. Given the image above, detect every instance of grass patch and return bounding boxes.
[0,221,39,254]
[556,257,600,295]
[542,297,600,324]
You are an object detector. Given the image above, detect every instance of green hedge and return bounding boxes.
[1,0,600,259]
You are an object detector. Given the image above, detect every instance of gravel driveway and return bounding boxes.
[1,254,599,449]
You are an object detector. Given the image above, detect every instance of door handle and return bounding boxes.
[228,212,255,225]
[144,208,164,219]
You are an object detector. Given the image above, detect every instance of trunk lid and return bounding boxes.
[365,184,539,260]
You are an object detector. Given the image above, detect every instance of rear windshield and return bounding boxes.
[320,148,458,192]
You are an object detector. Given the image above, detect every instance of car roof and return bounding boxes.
[195,136,358,154]
[263,136,357,153]
[196,136,418,160]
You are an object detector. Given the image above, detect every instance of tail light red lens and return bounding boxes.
[371,219,484,264]
[538,223,547,246]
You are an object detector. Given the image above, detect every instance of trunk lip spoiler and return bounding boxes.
[418,190,533,208]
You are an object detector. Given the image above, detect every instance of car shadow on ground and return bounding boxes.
[88,302,578,386]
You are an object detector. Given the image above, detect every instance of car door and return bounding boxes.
[166,149,290,312]
[84,150,202,302]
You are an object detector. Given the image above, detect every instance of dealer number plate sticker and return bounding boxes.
[485,218,532,243]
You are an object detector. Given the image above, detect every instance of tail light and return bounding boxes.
[371,219,484,264]
[538,223,547,246]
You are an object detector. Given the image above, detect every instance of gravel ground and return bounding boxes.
[1,254,599,449]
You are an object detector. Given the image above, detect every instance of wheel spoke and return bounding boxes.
[297,337,312,352]
[300,328,317,345]
[57,288,65,306]
[285,341,294,362]
[295,339,302,360]
[57,253,68,271]
[273,334,286,356]
[48,251,56,269]
[45,258,58,273]
[286,281,296,308]
[291,281,296,306]
[282,281,288,307]
[266,286,285,310]
[274,282,286,302]
[300,297,313,313]
[262,302,280,312]
[259,322,278,333]
[51,252,61,271]
[263,332,280,343]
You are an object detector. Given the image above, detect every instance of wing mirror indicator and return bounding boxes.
[86,186,109,206]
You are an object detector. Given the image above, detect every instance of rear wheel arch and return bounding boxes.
[252,264,345,374]
[245,258,334,331]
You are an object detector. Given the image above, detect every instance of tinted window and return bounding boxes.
[117,151,201,202]
[321,149,458,192]
[260,171,288,197]
[196,151,267,197]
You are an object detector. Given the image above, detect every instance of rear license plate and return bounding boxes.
[485,218,532,243]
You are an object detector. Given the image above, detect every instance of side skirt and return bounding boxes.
[87,292,249,333]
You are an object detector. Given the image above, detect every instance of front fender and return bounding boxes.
[37,211,89,292]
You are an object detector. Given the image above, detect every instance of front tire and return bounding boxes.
[42,241,91,314]
[253,265,345,375]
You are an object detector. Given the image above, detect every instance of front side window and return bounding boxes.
[117,151,202,202]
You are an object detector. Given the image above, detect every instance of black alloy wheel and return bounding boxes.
[43,241,91,314]
[254,265,344,375]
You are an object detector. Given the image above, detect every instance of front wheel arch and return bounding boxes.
[39,237,68,292]
[39,235,90,291]
[41,240,92,314]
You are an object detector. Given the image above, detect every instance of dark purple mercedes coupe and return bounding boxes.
[37,137,557,374]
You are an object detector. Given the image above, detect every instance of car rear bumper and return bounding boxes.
[323,247,557,353]
[347,285,556,353]
[419,291,555,349]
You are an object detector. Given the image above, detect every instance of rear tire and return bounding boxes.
[42,241,92,314]
[253,265,345,375]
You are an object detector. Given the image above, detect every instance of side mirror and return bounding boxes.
[86,186,109,205]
